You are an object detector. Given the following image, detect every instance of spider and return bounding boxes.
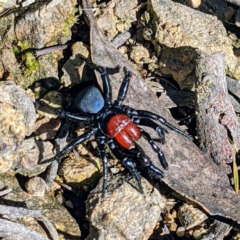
[41,55,191,196]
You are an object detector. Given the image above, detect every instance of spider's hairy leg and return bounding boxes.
[77,54,112,106]
[133,118,166,144]
[138,127,168,169]
[40,128,97,164]
[96,135,109,198]
[115,67,132,106]
[126,108,192,140]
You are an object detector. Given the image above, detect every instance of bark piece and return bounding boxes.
[226,76,240,99]
[195,52,240,166]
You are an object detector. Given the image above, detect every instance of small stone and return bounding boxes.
[65,200,74,209]
[171,209,177,219]
[58,157,101,189]
[14,138,54,176]
[130,45,150,65]
[55,193,65,204]
[164,212,174,223]
[178,203,208,230]
[223,7,235,22]
[193,226,208,239]
[110,167,120,174]
[118,46,128,55]
[169,221,178,232]
[25,177,46,197]
[188,0,201,8]
[176,226,186,237]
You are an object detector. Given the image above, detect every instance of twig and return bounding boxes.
[34,44,70,57]
[111,31,131,48]
[0,205,59,240]
[0,205,43,219]
[45,160,60,190]
[37,216,59,240]
[0,187,12,196]
[0,218,49,240]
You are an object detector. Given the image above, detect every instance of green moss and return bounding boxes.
[13,46,21,55]
[14,41,40,79]
[19,40,30,51]
[22,52,40,78]
[62,9,78,36]
[34,91,42,99]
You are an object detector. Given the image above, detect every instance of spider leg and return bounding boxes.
[109,142,141,182]
[40,127,97,164]
[78,55,112,106]
[111,142,164,180]
[133,117,167,144]
[126,108,192,140]
[138,127,168,169]
[115,67,132,106]
[134,144,165,179]
[96,135,109,197]
[57,109,94,122]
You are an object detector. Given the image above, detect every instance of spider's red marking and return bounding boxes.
[107,114,141,149]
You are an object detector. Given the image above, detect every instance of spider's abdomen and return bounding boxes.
[74,86,104,113]
[107,114,141,149]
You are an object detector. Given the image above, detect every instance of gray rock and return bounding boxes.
[0,81,36,173]
[85,175,166,240]
[148,0,240,89]
[0,173,81,239]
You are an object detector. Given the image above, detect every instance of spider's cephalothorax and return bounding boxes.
[42,55,191,196]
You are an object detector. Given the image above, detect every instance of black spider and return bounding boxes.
[41,55,191,196]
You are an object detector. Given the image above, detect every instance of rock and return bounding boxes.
[130,45,150,66]
[114,0,138,33]
[0,0,78,87]
[193,226,208,239]
[176,226,186,237]
[0,81,36,173]
[148,0,240,89]
[58,156,101,190]
[85,175,166,240]
[0,173,81,239]
[188,0,201,8]
[0,81,36,135]
[15,0,77,49]
[61,42,92,87]
[13,138,54,177]
[178,203,208,230]
[25,176,47,197]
